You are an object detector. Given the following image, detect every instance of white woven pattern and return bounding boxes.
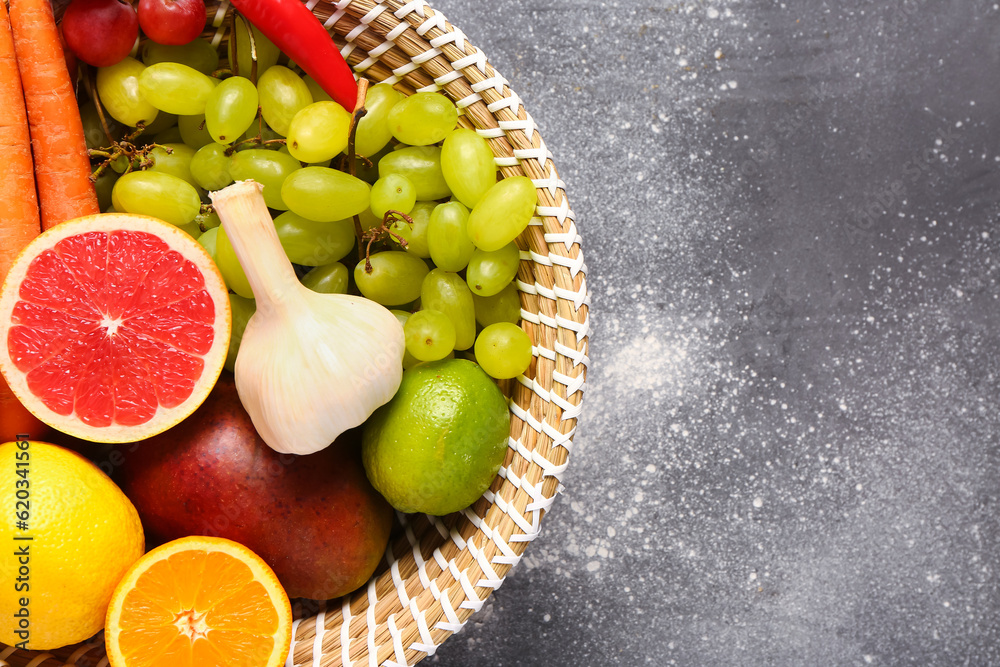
[285,617,304,667]
[284,600,327,667]
[209,0,230,45]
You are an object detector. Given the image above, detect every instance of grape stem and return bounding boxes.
[347,78,370,262]
[224,13,269,157]
[343,153,374,171]
[362,210,412,274]
[81,65,116,148]
[230,11,260,84]
[87,125,170,181]
[224,111,286,156]
[196,205,215,232]
[82,64,174,180]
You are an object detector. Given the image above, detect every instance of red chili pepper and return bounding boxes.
[228,0,358,111]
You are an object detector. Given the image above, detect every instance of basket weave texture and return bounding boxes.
[2,0,588,665]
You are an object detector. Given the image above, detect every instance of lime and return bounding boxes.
[362,359,510,515]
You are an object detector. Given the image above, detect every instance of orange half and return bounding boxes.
[105,536,293,667]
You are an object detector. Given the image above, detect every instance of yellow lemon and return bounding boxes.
[0,440,144,650]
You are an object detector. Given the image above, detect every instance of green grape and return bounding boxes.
[96,57,159,127]
[404,309,456,362]
[353,251,429,306]
[110,181,123,211]
[427,201,474,271]
[80,102,108,150]
[216,225,253,298]
[190,143,234,191]
[133,111,178,143]
[355,83,404,157]
[420,268,476,350]
[390,310,422,369]
[377,145,450,201]
[466,242,520,297]
[142,39,220,75]
[226,293,256,372]
[357,206,382,233]
[467,176,536,251]
[390,310,409,327]
[441,128,497,208]
[474,322,532,379]
[279,144,330,168]
[147,143,199,190]
[154,126,184,145]
[197,226,219,259]
[302,262,349,294]
[302,75,333,103]
[237,121,283,150]
[205,77,259,144]
[138,63,218,115]
[473,281,521,327]
[257,66,312,136]
[177,221,201,238]
[281,167,370,222]
[80,100,122,150]
[229,149,302,209]
[196,210,222,230]
[273,211,355,265]
[229,24,280,80]
[93,169,118,212]
[178,114,214,149]
[286,101,350,163]
[355,145,391,184]
[388,92,458,146]
[390,200,433,258]
[112,171,200,226]
[369,174,416,220]
[110,155,131,175]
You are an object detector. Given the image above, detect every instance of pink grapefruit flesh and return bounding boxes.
[0,214,231,443]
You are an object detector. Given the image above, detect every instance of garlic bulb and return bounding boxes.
[211,180,404,455]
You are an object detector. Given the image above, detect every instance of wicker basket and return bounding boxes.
[1,0,588,665]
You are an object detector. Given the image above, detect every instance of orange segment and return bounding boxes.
[106,536,293,667]
[195,551,257,610]
[206,581,280,633]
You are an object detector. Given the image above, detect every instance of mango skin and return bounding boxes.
[118,373,393,600]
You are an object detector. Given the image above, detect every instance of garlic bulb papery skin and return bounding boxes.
[210,180,404,455]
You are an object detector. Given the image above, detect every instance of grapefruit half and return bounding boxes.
[0,214,230,443]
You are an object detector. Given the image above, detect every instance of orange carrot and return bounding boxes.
[9,0,98,230]
[0,0,39,277]
[0,0,47,441]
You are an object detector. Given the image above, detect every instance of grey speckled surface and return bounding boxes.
[422,1,1000,666]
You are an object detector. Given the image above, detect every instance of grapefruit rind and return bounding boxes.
[0,214,231,443]
[104,535,293,667]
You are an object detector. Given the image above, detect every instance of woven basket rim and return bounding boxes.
[6,1,588,665]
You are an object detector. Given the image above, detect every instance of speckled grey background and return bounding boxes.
[423,1,1000,665]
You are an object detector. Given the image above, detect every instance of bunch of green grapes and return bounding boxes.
[353,96,536,379]
[85,21,536,380]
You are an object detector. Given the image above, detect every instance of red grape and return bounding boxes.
[61,0,138,68]
[138,0,206,46]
